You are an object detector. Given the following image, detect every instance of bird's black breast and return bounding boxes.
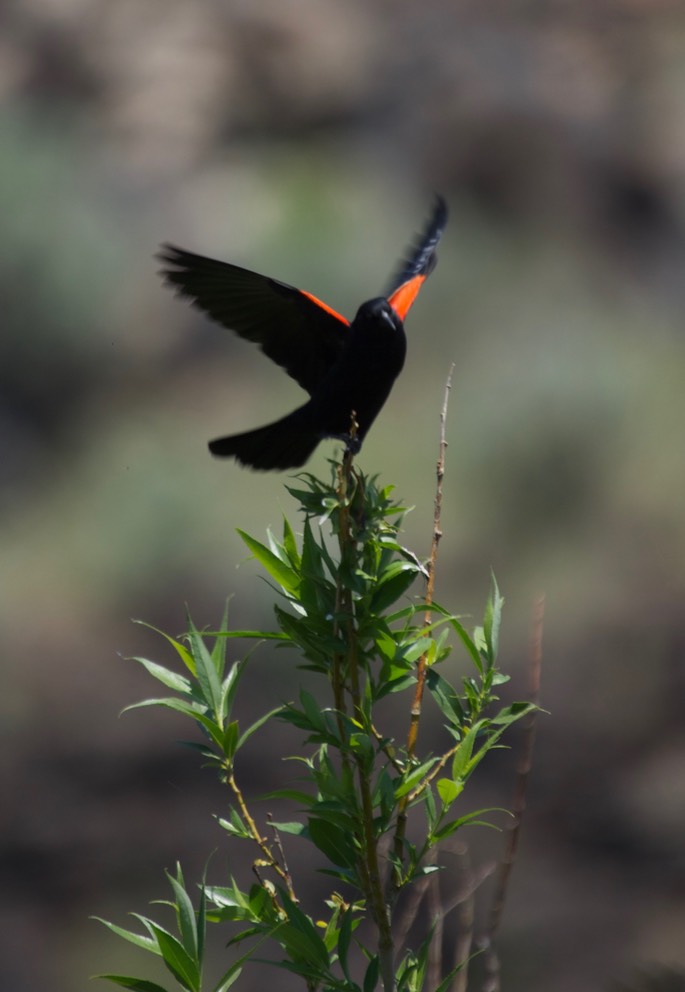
[307,298,406,440]
[347,298,407,386]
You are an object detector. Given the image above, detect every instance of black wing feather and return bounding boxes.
[386,195,449,296]
[158,245,349,396]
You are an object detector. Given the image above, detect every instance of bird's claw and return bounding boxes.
[328,432,361,454]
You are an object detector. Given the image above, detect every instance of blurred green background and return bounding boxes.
[2,2,685,990]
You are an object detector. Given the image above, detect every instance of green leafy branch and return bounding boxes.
[95,449,537,992]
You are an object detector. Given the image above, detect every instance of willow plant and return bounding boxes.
[94,436,535,992]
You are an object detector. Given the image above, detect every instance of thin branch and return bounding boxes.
[331,434,356,743]
[392,365,455,888]
[268,813,294,895]
[481,594,545,991]
[227,771,297,902]
[410,363,455,752]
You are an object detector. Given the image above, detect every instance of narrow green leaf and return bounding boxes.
[375,672,416,699]
[132,621,196,675]
[428,606,484,674]
[299,690,327,732]
[320,901,342,953]
[150,923,199,991]
[186,618,223,721]
[425,669,465,727]
[369,562,419,613]
[432,807,504,842]
[451,724,481,781]
[237,705,283,749]
[363,955,380,992]
[462,740,501,780]
[384,603,425,624]
[308,818,359,868]
[221,720,239,760]
[122,697,206,720]
[212,968,242,992]
[197,871,206,970]
[216,809,251,839]
[399,637,434,666]
[206,630,288,641]
[483,572,503,665]
[266,526,286,562]
[434,960,469,992]
[237,529,299,594]
[337,909,353,982]
[282,515,301,569]
[373,627,397,662]
[166,865,198,959]
[92,976,170,992]
[274,606,338,666]
[423,779,437,831]
[212,925,275,992]
[128,658,192,694]
[92,918,159,955]
[314,533,338,580]
[299,518,333,614]
[267,821,306,835]
[204,882,252,915]
[209,600,231,679]
[129,913,173,943]
[275,910,331,971]
[489,701,536,726]
[219,657,250,727]
[190,712,225,752]
[394,757,438,798]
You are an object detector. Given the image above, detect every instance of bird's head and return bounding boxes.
[355,297,404,334]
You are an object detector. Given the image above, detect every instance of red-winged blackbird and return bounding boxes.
[158,196,447,471]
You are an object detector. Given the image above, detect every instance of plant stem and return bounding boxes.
[392,366,454,889]
[335,435,395,992]
[227,769,297,902]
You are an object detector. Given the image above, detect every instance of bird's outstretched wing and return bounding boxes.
[386,195,448,320]
[158,245,350,396]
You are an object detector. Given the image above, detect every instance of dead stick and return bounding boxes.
[392,365,455,888]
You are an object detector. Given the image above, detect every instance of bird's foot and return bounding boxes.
[328,432,362,454]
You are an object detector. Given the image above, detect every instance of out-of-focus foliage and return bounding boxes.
[1,3,685,991]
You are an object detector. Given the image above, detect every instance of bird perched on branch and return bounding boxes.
[158,195,447,471]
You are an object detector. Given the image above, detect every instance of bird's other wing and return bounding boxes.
[158,245,350,396]
[386,195,448,321]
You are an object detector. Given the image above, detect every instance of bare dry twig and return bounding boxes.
[392,365,456,891]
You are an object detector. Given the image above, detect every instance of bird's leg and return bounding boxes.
[344,410,361,454]
[329,432,361,452]
[329,411,361,453]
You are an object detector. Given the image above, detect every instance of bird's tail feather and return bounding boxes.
[208,407,320,471]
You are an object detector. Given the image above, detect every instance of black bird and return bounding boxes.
[158,196,447,470]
